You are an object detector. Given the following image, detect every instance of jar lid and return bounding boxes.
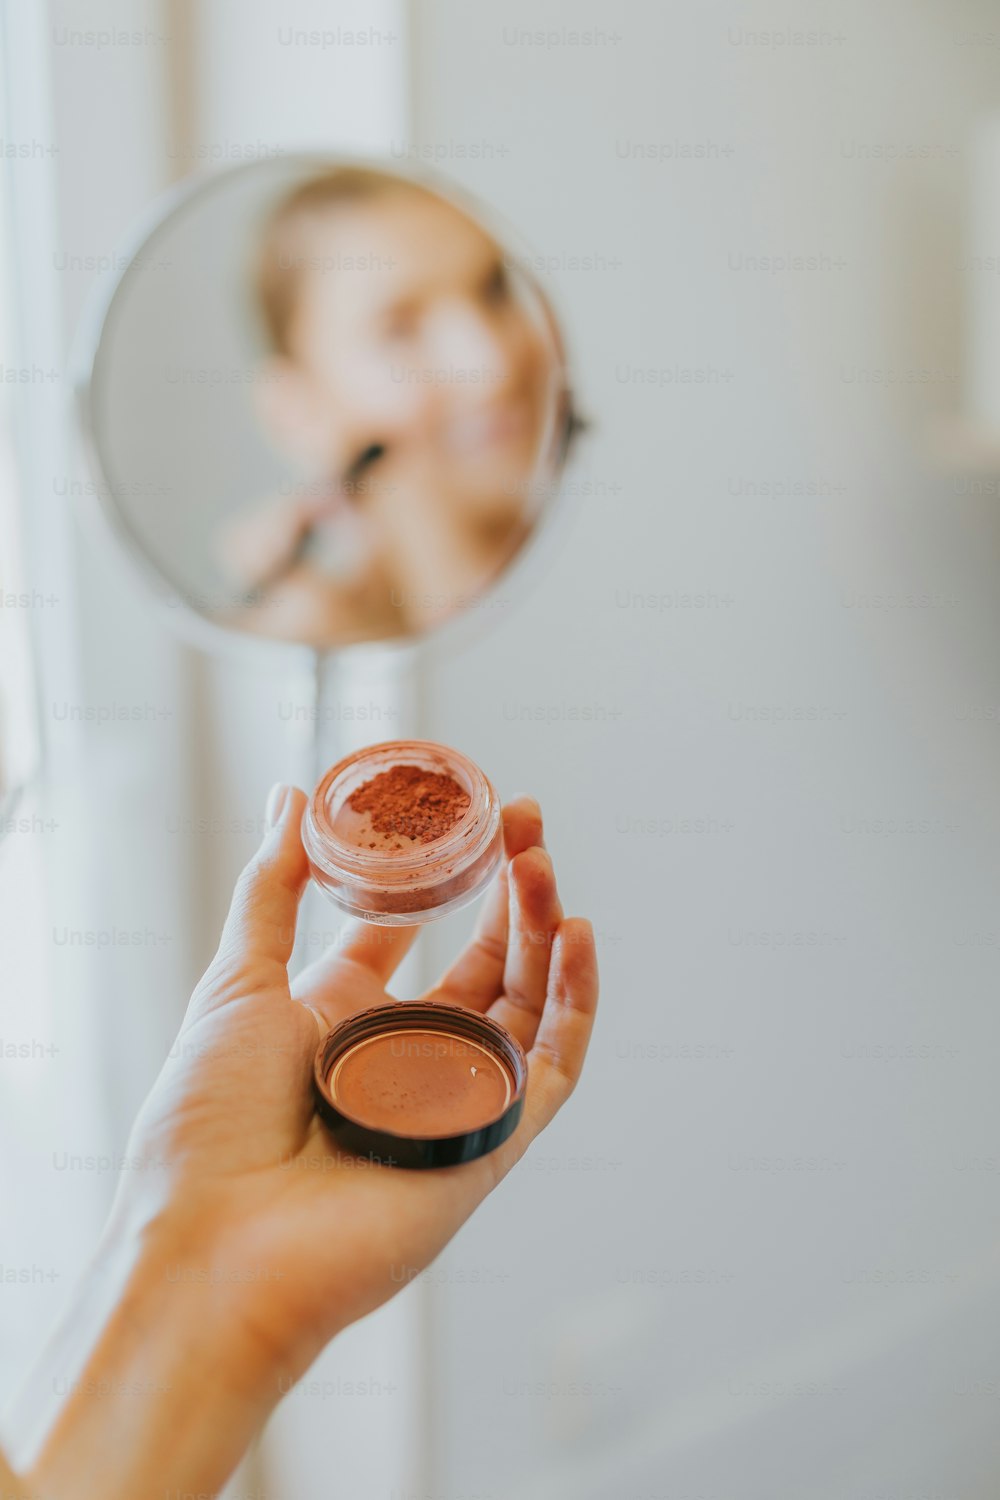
[313,1001,528,1169]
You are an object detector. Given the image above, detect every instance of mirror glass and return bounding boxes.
[79,157,573,651]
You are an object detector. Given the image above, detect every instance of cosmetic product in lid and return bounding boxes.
[313,1001,528,1168]
[302,740,502,925]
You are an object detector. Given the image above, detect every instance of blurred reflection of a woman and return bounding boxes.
[216,169,560,645]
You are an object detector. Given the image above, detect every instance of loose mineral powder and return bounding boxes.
[303,741,502,924]
[335,763,470,851]
[314,1002,528,1169]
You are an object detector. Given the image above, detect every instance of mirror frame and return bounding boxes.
[71,153,577,668]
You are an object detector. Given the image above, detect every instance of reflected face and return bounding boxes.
[274,186,553,517]
[84,156,573,652]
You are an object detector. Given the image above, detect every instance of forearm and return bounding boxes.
[0,1449,33,1500]
[6,1220,281,1500]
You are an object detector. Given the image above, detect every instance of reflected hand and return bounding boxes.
[215,487,337,592]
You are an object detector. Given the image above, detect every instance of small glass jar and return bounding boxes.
[302,739,503,925]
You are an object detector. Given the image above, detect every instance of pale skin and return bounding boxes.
[3,788,598,1499]
[218,185,554,645]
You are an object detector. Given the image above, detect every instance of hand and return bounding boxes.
[215,488,331,591]
[119,785,598,1376]
[13,786,597,1500]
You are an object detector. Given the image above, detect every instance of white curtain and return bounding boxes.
[0,0,199,1414]
[1,2,423,1496]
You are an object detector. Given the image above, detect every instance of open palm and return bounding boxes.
[116,786,598,1385]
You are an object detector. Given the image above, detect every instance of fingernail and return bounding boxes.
[266,782,290,829]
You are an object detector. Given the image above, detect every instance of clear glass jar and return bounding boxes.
[302,739,502,925]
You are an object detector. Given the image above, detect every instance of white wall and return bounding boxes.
[411,1,1000,1495]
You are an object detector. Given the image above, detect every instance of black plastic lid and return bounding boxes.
[313,1001,527,1170]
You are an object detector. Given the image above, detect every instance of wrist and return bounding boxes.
[10,1214,281,1500]
[132,1198,334,1383]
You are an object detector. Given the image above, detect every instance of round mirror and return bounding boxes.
[75,156,574,653]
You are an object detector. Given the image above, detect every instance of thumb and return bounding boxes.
[211,783,310,979]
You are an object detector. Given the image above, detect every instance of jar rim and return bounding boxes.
[302,739,500,883]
